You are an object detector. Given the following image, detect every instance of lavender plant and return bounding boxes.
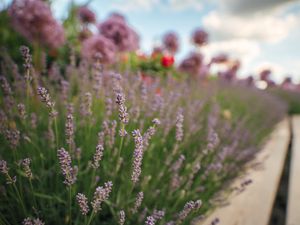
[0,47,286,225]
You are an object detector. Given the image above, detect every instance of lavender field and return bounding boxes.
[0,0,300,225]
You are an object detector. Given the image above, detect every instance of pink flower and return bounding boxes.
[81,35,116,63]
[192,28,208,46]
[77,6,96,24]
[8,0,65,49]
[162,31,179,54]
[98,14,139,52]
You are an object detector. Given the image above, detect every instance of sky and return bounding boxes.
[2,0,300,83]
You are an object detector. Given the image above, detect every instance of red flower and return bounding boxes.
[161,55,174,68]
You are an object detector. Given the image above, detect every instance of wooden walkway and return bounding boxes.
[199,118,291,225]
[286,116,300,225]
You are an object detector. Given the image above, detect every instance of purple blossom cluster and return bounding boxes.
[57,148,78,186]
[163,31,179,54]
[98,14,139,52]
[91,181,113,212]
[192,28,208,46]
[9,0,65,48]
[131,129,144,184]
[77,6,96,24]
[76,193,89,215]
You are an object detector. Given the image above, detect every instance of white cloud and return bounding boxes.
[203,11,299,43]
[110,0,203,12]
[218,0,296,15]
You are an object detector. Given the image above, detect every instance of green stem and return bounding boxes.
[29,180,38,210]
[69,187,72,225]
[54,118,59,149]
[86,210,95,225]
[7,174,26,215]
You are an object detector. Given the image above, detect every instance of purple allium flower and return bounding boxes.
[17,103,26,119]
[91,144,104,169]
[175,109,184,142]
[99,15,139,52]
[81,35,116,64]
[37,87,57,118]
[77,6,96,24]
[22,217,45,225]
[178,52,203,76]
[144,216,155,225]
[9,0,65,48]
[21,158,33,179]
[76,193,89,215]
[131,130,144,184]
[57,148,78,186]
[211,53,228,64]
[119,210,125,225]
[91,181,113,212]
[162,31,179,54]
[192,28,208,46]
[132,191,144,213]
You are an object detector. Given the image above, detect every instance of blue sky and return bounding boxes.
[2,0,300,82]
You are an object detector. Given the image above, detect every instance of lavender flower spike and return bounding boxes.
[145,216,156,225]
[176,109,184,142]
[76,193,89,215]
[21,158,33,180]
[57,148,78,186]
[91,181,113,212]
[65,113,75,149]
[91,144,104,169]
[22,217,45,225]
[119,210,126,225]
[131,130,144,184]
[37,87,58,118]
[116,91,129,137]
[132,191,144,213]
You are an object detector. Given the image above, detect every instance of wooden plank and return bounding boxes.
[286,116,300,225]
[198,118,290,225]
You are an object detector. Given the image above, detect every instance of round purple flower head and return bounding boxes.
[162,31,179,54]
[77,6,96,24]
[81,35,116,64]
[178,52,203,76]
[98,13,140,52]
[211,53,228,64]
[8,0,65,49]
[192,28,208,46]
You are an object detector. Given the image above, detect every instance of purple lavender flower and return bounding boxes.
[57,148,78,186]
[98,15,139,52]
[178,200,202,223]
[162,31,179,54]
[65,113,75,148]
[145,216,156,225]
[152,209,165,221]
[175,109,184,142]
[21,158,33,180]
[22,217,45,225]
[91,144,104,169]
[192,28,208,46]
[20,46,32,80]
[131,130,144,184]
[0,76,12,96]
[4,128,20,149]
[37,87,57,118]
[0,160,9,174]
[81,35,116,63]
[77,6,96,24]
[76,193,89,215]
[9,0,65,48]
[119,210,125,225]
[91,181,113,212]
[132,191,144,213]
[17,103,26,119]
[115,92,129,137]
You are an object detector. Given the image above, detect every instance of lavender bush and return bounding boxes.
[0,45,286,225]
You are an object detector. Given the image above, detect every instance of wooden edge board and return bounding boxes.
[198,118,290,225]
[286,116,300,225]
